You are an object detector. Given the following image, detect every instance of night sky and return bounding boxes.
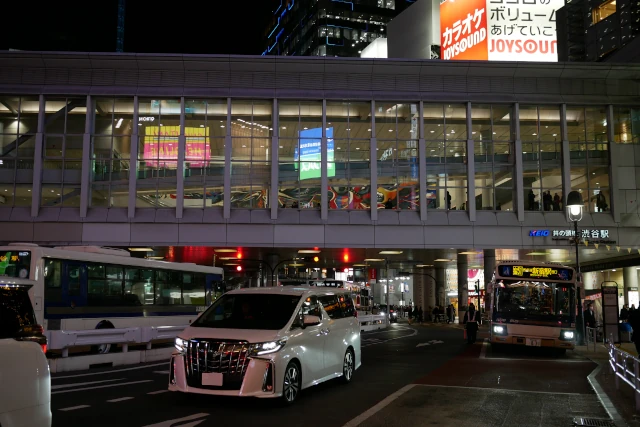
[2,0,275,55]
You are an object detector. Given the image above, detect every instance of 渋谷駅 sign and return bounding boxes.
[528,228,616,244]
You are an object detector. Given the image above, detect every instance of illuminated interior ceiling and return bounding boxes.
[124,246,639,271]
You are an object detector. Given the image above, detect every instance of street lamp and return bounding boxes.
[567,190,584,344]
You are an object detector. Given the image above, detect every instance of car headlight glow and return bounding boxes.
[250,338,288,356]
[175,337,187,353]
[563,331,575,340]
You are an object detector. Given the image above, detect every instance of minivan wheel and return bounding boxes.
[341,348,355,384]
[282,361,301,404]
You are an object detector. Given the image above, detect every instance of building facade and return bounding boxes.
[262,0,413,57]
[0,52,639,254]
[556,0,640,62]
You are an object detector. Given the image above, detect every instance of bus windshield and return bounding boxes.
[494,280,574,320]
[0,251,31,279]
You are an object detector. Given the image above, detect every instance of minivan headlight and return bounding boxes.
[250,339,288,356]
[175,337,187,353]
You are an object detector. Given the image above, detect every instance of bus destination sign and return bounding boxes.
[498,265,573,281]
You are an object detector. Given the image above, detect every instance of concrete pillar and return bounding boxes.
[457,253,469,314]
[425,268,437,311]
[483,249,496,314]
[413,274,425,310]
[435,267,446,308]
[623,267,639,306]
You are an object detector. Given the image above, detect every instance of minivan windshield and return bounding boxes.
[192,293,302,330]
[0,286,36,339]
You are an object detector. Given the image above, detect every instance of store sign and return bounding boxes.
[139,116,155,122]
[498,264,574,281]
[294,127,335,180]
[528,228,615,244]
[440,0,563,62]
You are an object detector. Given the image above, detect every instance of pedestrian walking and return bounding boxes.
[463,303,479,344]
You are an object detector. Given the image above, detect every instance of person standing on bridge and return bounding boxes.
[463,303,479,344]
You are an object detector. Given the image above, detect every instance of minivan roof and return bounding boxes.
[227,286,348,297]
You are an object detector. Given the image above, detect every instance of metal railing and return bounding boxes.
[608,333,640,411]
[46,325,188,358]
[47,316,389,358]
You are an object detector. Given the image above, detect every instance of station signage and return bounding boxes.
[440,0,563,62]
[498,264,574,281]
[528,228,616,244]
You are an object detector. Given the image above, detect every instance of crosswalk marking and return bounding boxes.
[59,405,91,411]
[148,390,169,395]
[107,397,134,403]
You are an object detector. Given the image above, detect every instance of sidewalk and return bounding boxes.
[574,342,640,426]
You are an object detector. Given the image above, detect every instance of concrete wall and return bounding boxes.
[388,0,440,59]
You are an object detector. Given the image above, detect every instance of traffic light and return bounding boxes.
[313,256,320,263]
[343,253,349,262]
[236,252,243,259]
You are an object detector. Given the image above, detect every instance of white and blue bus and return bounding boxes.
[0,244,224,342]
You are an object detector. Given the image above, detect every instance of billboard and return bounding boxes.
[143,126,211,168]
[294,127,335,180]
[440,0,564,62]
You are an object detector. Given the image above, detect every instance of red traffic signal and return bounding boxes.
[236,252,243,259]
[343,253,349,262]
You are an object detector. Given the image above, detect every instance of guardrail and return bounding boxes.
[608,333,640,411]
[585,327,599,352]
[46,316,389,358]
[47,325,188,358]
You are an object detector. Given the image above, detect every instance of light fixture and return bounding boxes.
[567,190,584,222]
[214,249,238,253]
[128,248,153,252]
[353,264,367,267]
[219,257,239,260]
[289,263,304,267]
[364,258,384,262]
[115,118,123,129]
[416,264,434,267]
[459,251,482,255]
[298,249,321,254]
[434,259,452,262]
[379,250,403,255]
[224,263,240,266]
[526,252,551,255]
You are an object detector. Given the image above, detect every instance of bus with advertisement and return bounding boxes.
[488,260,577,353]
[0,243,224,353]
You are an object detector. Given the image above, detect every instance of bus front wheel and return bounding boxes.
[92,320,115,354]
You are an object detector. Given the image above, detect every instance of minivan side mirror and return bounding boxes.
[303,314,321,327]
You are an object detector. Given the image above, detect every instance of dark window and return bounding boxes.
[182,273,206,305]
[339,293,355,317]
[85,263,126,306]
[44,259,62,302]
[319,294,343,319]
[155,269,182,305]
[67,264,82,297]
[193,293,301,330]
[0,286,37,339]
[302,295,322,317]
[124,268,154,305]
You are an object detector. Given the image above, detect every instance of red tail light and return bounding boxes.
[40,344,47,354]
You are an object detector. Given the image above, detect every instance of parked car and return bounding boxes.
[0,279,51,427]
[169,286,361,404]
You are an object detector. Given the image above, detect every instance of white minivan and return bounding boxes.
[169,286,361,403]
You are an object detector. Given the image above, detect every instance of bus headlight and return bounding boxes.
[493,325,507,335]
[561,331,575,340]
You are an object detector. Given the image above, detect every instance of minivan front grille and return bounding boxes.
[184,339,251,390]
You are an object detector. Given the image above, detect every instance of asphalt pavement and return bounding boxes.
[50,323,618,427]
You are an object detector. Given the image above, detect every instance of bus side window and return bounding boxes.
[182,273,206,306]
[44,259,62,303]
